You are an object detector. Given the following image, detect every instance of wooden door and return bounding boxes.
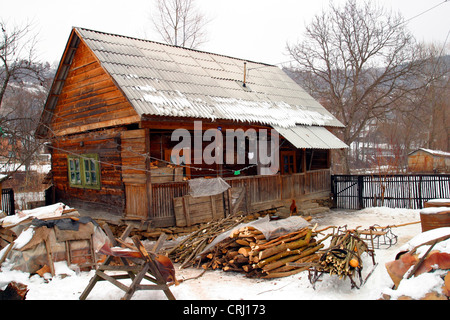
[121,129,151,219]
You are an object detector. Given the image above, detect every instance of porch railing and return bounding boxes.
[150,169,331,226]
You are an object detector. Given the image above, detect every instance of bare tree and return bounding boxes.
[286,0,433,173]
[0,20,51,175]
[151,0,209,49]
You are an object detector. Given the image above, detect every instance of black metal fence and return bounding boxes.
[1,188,15,215]
[331,174,450,210]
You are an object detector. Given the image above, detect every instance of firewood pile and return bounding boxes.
[167,214,248,269]
[166,212,336,279]
[197,225,327,278]
[308,229,376,289]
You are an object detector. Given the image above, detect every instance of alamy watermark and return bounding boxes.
[171,121,280,174]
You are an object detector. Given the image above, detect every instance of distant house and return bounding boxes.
[36,27,347,227]
[408,148,450,173]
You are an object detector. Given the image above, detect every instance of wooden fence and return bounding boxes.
[150,169,331,226]
[1,188,15,216]
[331,174,450,210]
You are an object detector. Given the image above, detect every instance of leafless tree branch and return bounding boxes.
[151,0,210,49]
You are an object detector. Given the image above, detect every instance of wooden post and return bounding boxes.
[331,175,337,208]
[44,239,56,276]
[357,175,364,210]
[145,128,152,220]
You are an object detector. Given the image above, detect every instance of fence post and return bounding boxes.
[331,175,337,208]
[418,175,423,209]
[358,175,364,209]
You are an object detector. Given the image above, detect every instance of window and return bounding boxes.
[68,154,100,189]
[281,151,297,174]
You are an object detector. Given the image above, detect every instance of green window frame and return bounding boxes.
[68,154,101,189]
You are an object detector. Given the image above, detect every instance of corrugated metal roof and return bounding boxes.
[74,27,344,129]
[273,125,348,149]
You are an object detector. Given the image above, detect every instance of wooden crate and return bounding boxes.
[173,193,225,227]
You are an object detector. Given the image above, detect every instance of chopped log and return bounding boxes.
[271,253,321,273]
[238,247,251,257]
[242,264,253,272]
[229,254,249,264]
[226,250,239,260]
[223,265,243,272]
[253,228,309,252]
[261,243,324,273]
[258,229,312,261]
[236,239,250,246]
[262,265,310,279]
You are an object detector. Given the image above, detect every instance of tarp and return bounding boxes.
[188,177,231,197]
[200,215,310,256]
[0,203,108,274]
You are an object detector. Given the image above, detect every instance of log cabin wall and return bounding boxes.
[51,127,125,215]
[49,39,139,137]
[47,35,141,218]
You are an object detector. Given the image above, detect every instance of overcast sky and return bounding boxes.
[2,0,450,66]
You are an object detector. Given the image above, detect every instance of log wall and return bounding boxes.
[52,127,125,214]
[50,39,139,136]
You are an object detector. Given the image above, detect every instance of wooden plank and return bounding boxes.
[182,196,191,227]
[44,239,56,276]
[210,195,218,219]
[174,193,225,227]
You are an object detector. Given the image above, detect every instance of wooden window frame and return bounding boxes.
[68,153,101,189]
[281,150,297,174]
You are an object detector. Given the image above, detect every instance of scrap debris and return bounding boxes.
[384,229,450,300]
[0,281,28,300]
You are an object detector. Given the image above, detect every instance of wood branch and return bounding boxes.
[261,243,324,273]
[253,228,309,251]
[261,265,310,279]
[257,229,312,261]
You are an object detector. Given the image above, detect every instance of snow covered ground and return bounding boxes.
[0,206,448,301]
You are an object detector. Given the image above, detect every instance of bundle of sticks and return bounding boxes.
[167,214,248,269]
[316,230,373,280]
[197,225,329,278]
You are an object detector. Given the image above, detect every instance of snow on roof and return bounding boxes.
[72,27,344,129]
[410,148,450,157]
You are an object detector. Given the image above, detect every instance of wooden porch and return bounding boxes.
[143,169,331,227]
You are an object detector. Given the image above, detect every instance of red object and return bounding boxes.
[155,254,179,285]
[290,200,297,216]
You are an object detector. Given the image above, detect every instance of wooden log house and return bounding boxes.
[36,27,347,227]
[408,148,450,173]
